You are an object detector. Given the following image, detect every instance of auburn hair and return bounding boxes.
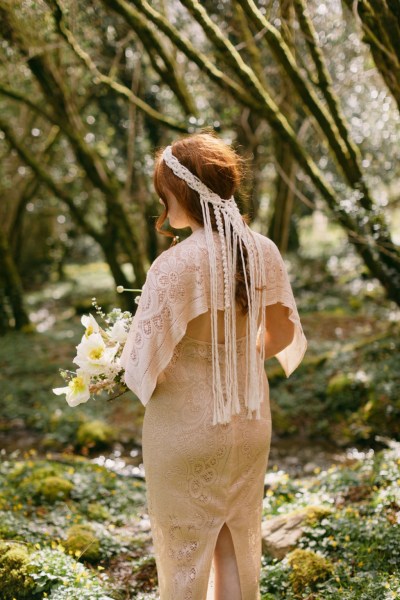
[153,131,252,314]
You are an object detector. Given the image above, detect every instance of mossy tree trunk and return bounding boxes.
[0,4,154,310]
[342,0,400,111]
[0,226,30,332]
[25,53,147,286]
[0,117,137,312]
[1,0,400,306]
[230,3,271,222]
[0,0,195,310]
[113,0,400,304]
[268,0,299,253]
[236,0,399,294]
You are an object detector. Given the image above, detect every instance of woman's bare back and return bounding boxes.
[185,308,249,344]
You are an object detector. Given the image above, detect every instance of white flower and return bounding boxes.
[81,313,100,338]
[354,369,370,384]
[73,332,119,375]
[110,355,124,375]
[53,370,91,407]
[107,320,128,344]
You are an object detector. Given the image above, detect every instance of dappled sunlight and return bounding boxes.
[0,0,399,596]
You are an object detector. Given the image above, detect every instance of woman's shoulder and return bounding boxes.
[146,233,207,279]
[250,230,279,255]
[148,228,278,274]
[251,229,274,245]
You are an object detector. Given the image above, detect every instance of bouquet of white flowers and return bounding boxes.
[53,293,139,407]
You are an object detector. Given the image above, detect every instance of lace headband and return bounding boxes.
[161,144,267,425]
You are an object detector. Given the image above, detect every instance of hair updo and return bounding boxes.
[153,131,251,313]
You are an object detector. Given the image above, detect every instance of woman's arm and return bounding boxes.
[256,302,295,360]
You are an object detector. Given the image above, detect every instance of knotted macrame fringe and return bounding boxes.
[161,145,267,425]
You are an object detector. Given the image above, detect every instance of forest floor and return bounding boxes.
[0,239,399,599]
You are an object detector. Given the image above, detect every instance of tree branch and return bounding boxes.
[235,0,370,194]
[111,0,262,111]
[48,0,189,132]
[0,83,57,125]
[293,0,362,171]
[0,117,103,243]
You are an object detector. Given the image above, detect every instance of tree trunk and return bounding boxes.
[0,226,30,331]
[343,0,400,111]
[269,0,298,253]
[269,142,297,252]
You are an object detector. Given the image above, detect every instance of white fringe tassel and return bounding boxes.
[161,144,268,425]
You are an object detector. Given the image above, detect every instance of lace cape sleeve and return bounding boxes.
[120,232,307,406]
[119,240,209,406]
[260,236,307,376]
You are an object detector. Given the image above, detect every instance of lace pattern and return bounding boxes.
[142,334,272,598]
[120,228,307,415]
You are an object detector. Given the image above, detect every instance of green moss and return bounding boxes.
[86,502,110,521]
[0,522,17,540]
[15,463,63,489]
[0,541,36,600]
[303,505,333,526]
[35,476,74,502]
[15,463,75,505]
[30,465,62,480]
[287,548,334,596]
[76,420,115,449]
[64,524,101,562]
[7,461,27,480]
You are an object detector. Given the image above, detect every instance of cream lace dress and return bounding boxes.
[120,227,307,599]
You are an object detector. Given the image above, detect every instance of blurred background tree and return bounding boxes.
[0,0,399,330]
